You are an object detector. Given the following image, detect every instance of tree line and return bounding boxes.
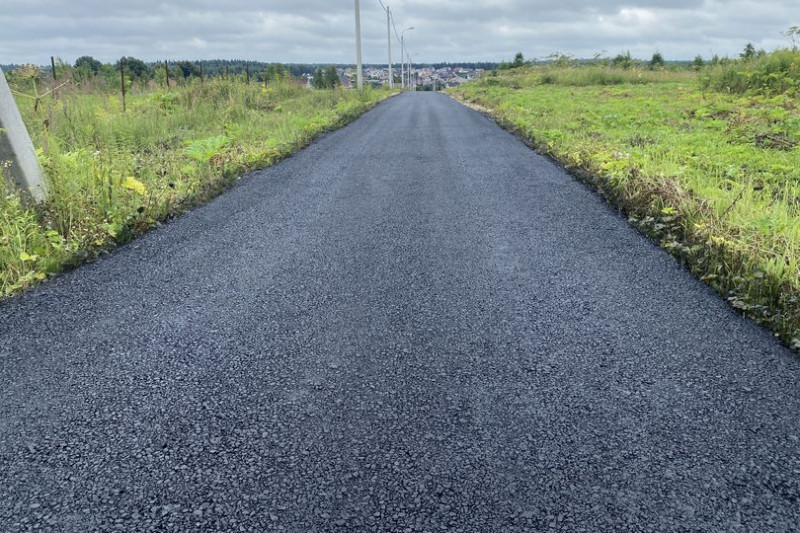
[492,42,776,73]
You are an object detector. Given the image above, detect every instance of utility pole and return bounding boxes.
[407,54,412,91]
[400,27,414,91]
[354,0,363,90]
[386,5,393,88]
[400,36,404,90]
[0,67,48,202]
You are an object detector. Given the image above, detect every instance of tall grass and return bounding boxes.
[700,48,800,95]
[485,65,696,89]
[1,78,392,296]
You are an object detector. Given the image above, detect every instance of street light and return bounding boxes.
[408,53,418,91]
[400,26,414,90]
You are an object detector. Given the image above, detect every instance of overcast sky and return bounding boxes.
[1,1,796,65]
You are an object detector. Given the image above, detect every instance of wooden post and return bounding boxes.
[164,60,169,89]
[50,56,57,81]
[246,65,250,84]
[119,57,126,112]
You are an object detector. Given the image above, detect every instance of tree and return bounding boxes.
[741,43,756,60]
[311,68,324,89]
[176,61,201,79]
[73,55,103,81]
[612,51,633,69]
[263,63,289,83]
[323,66,340,88]
[692,55,705,71]
[649,52,665,69]
[116,56,148,82]
[311,66,341,89]
[497,51,527,70]
[74,55,102,74]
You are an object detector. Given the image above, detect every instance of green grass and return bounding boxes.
[485,64,695,88]
[1,78,393,297]
[451,65,800,349]
[701,49,800,96]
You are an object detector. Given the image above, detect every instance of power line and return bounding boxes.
[390,10,402,43]
[378,0,402,44]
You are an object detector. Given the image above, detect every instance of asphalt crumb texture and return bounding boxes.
[2,93,800,532]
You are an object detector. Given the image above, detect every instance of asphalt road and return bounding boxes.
[2,92,800,532]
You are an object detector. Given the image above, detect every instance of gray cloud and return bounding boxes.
[1,0,796,65]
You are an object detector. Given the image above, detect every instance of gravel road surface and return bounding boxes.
[2,92,799,532]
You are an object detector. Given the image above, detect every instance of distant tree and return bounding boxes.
[649,52,665,69]
[741,43,756,60]
[311,68,324,89]
[497,51,527,71]
[612,51,633,69]
[73,55,103,81]
[310,66,341,89]
[176,61,201,79]
[549,52,574,68]
[264,63,289,83]
[323,66,340,88]
[116,56,148,82]
[692,55,705,70]
[74,55,102,74]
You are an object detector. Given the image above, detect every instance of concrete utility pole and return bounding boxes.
[386,5,393,89]
[0,67,47,202]
[407,54,413,91]
[354,0,363,90]
[400,38,404,90]
[400,26,414,90]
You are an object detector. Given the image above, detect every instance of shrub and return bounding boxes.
[701,48,800,96]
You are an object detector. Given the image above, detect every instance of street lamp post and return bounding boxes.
[400,26,414,90]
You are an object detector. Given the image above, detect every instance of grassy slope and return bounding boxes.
[1,80,392,296]
[450,66,800,349]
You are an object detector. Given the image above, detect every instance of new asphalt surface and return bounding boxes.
[2,92,800,532]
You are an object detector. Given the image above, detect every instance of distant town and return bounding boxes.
[334,65,488,90]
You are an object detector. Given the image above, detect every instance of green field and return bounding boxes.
[451,62,800,348]
[1,75,391,297]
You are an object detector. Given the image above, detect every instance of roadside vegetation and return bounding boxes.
[451,46,800,349]
[1,61,391,297]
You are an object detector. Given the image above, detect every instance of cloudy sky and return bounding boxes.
[1,0,796,65]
